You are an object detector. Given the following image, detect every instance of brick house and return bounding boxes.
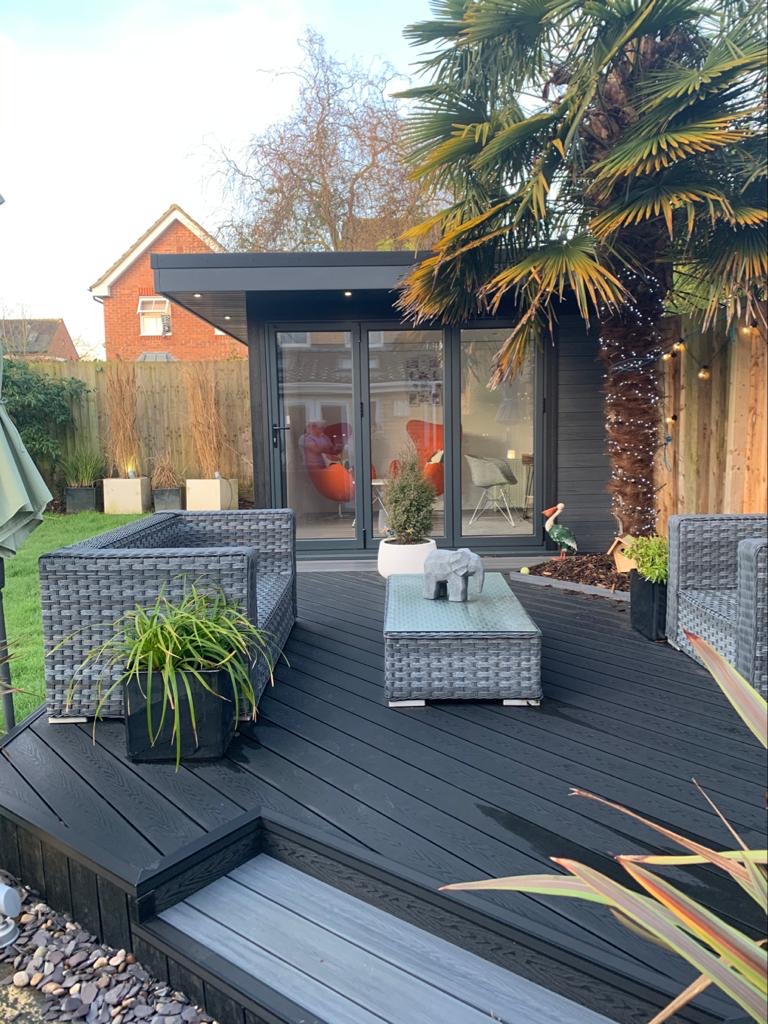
[0,318,79,361]
[90,205,245,361]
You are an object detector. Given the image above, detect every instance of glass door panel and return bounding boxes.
[459,329,535,538]
[275,330,358,542]
[367,330,445,538]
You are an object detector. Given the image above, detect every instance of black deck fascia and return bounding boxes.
[1,574,765,1024]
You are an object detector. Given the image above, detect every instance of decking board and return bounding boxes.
[162,855,614,1024]
[1,573,763,1024]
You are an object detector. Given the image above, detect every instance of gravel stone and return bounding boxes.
[0,876,217,1024]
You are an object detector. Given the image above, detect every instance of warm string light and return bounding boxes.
[595,268,666,535]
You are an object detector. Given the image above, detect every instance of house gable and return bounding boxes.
[96,208,244,362]
[90,204,224,298]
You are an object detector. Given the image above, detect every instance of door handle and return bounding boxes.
[272,423,291,448]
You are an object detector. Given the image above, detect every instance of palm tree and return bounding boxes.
[398,0,767,535]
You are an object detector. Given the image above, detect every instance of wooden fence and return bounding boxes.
[37,360,256,498]
[656,319,768,532]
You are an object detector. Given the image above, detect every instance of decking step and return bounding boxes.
[159,854,614,1024]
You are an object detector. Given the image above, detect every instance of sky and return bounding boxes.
[0,0,432,355]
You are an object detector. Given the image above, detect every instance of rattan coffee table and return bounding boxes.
[383,573,542,708]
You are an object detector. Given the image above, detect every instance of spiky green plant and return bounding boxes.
[67,586,278,767]
[398,0,767,536]
[441,634,768,1022]
[60,447,103,488]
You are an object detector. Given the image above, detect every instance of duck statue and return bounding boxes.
[542,503,577,559]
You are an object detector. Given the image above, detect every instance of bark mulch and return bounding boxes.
[527,553,630,592]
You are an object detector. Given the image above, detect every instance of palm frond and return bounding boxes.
[592,114,756,184]
[591,183,733,239]
[482,235,627,319]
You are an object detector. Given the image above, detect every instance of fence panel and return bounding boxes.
[36,360,255,498]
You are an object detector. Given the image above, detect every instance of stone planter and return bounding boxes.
[185,478,238,511]
[102,477,151,515]
[124,669,236,763]
[629,570,668,641]
[377,538,436,578]
[65,486,97,514]
[153,487,184,511]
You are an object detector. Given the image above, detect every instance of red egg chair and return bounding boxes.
[406,420,445,496]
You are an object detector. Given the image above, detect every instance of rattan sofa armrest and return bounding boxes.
[40,546,259,712]
[735,538,768,693]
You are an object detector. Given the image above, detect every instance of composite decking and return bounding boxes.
[1,573,765,1024]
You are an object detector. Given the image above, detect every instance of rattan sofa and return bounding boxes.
[666,514,767,696]
[40,509,296,720]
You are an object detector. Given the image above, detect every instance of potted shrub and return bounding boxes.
[184,365,238,510]
[61,447,103,513]
[624,536,668,641]
[72,587,276,766]
[151,449,184,511]
[377,454,437,577]
[103,363,150,514]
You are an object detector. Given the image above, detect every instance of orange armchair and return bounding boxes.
[406,420,445,496]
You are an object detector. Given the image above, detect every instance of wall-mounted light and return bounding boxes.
[193,293,202,299]
[698,366,711,381]
[343,290,352,297]
[224,315,231,321]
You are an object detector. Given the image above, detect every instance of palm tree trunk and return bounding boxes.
[597,273,666,536]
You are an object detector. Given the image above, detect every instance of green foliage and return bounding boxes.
[60,446,103,487]
[625,535,669,584]
[69,586,277,766]
[383,454,436,545]
[399,0,768,363]
[2,360,86,466]
[442,637,768,1022]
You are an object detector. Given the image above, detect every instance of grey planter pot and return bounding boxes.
[124,669,235,763]
[65,486,97,514]
[152,487,184,511]
[629,571,668,641]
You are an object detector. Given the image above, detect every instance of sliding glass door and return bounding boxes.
[274,329,361,543]
[367,329,445,539]
[458,328,536,540]
[270,323,540,550]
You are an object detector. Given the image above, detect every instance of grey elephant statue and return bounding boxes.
[423,548,485,602]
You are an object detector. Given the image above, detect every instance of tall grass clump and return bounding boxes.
[184,364,223,478]
[105,361,141,477]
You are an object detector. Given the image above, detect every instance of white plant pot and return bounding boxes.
[103,477,151,515]
[377,538,436,578]
[185,478,238,511]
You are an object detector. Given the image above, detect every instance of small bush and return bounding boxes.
[151,449,180,489]
[625,535,668,584]
[60,446,103,487]
[383,454,435,545]
[2,359,86,468]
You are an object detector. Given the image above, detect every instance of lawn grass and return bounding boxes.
[1,512,143,731]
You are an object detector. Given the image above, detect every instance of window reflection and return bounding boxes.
[460,329,535,537]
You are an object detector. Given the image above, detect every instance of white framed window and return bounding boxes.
[137,296,172,336]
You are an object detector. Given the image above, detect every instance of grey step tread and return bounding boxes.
[161,854,614,1024]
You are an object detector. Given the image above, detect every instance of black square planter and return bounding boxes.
[65,486,98,514]
[153,487,184,511]
[629,571,668,641]
[124,670,236,763]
